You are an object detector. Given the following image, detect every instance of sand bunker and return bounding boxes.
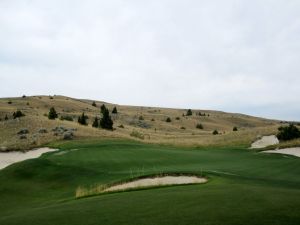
[103,176,207,193]
[262,147,300,158]
[251,135,279,149]
[0,147,58,170]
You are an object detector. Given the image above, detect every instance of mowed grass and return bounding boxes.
[0,140,300,225]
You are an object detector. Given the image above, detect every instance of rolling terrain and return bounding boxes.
[0,95,281,151]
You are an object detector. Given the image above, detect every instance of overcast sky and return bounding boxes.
[1,0,300,120]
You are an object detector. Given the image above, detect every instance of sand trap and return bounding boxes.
[103,176,207,193]
[0,147,58,170]
[54,149,79,156]
[262,147,300,158]
[250,135,279,149]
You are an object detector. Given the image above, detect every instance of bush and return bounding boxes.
[212,130,219,135]
[186,109,192,116]
[48,107,58,120]
[92,101,97,107]
[118,124,124,128]
[4,115,8,120]
[60,115,73,121]
[78,113,88,125]
[166,117,172,122]
[175,117,180,120]
[180,126,186,130]
[7,100,12,104]
[13,110,25,119]
[151,118,155,121]
[196,123,203,129]
[277,124,300,141]
[130,130,144,139]
[22,95,26,98]
[112,107,118,114]
[233,127,238,131]
[138,116,144,120]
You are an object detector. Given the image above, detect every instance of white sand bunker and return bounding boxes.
[103,176,207,193]
[262,147,300,158]
[0,147,58,170]
[251,135,279,149]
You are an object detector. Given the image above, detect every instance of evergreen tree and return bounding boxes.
[196,123,203,129]
[100,108,113,130]
[92,101,97,107]
[186,109,192,116]
[233,127,238,131]
[4,115,8,120]
[92,117,99,128]
[78,113,88,125]
[277,124,300,141]
[48,107,58,120]
[212,130,219,135]
[166,117,172,122]
[100,104,106,114]
[112,106,118,114]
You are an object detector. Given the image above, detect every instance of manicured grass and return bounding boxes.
[0,139,300,225]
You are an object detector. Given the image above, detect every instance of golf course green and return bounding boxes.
[0,139,300,225]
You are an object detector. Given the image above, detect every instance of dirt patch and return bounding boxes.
[0,147,58,170]
[103,176,207,193]
[250,135,279,149]
[262,147,300,157]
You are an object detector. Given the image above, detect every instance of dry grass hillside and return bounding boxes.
[0,95,282,151]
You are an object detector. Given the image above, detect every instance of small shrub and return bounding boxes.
[13,110,25,119]
[212,130,219,135]
[48,107,58,120]
[92,101,97,107]
[277,124,300,141]
[22,95,26,98]
[151,118,155,121]
[180,126,186,130]
[4,115,8,120]
[196,123,203,129]
[166,117,172,122]
[118,124,125,128]
[233,127,238,131]
[7,100,12,104]
[60,115,74,121]
[130,130,144,139]
[175,117,180,120]
[138,116,144,120]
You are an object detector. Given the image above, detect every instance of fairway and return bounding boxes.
[0,140,300,225]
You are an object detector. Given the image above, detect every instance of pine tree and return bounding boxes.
[166,117,172,122]
[4,115,8,120]
[92,101,97,107]
[112,106,118,114]
[92,117,99,128]
[233,127,238,131]
[100,108,113,130]
[78,113,88,125]
[186,109,192,116]
[48,107,58,120]
[100,104,106,114]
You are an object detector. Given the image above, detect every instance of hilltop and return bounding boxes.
[0,95,281,151]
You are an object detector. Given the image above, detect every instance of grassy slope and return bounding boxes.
[0,140,300,225]
[0,95,281,150]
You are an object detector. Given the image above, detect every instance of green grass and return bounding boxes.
[0,139,300,225]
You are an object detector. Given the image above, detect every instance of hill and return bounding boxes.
[0,95,280,151]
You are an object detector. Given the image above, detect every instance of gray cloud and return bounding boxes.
[1,0,300,120]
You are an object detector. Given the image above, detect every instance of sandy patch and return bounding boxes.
[103,176,207,192]
[250,135,279,149]
[0,147,58,170]
[54,149,79,156]
[262,147,300,158]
